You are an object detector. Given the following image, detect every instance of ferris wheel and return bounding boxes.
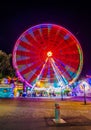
[12,23,83,89]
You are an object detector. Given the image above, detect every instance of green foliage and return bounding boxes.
[0,50,15,78]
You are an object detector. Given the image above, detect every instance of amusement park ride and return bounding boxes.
[12,23,84,96]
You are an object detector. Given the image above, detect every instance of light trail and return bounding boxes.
[31,58,48,92]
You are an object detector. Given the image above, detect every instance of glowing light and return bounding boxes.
[80,81,90,92]
[47,51,53,57]
[13,23,83,90]
[36,81,41,86]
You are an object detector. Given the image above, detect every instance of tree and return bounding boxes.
[0,50,15,78]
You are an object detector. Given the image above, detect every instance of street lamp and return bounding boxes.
[83,84,86,105]
[60,86,64,101]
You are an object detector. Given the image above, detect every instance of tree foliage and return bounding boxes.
[0,50,15,78]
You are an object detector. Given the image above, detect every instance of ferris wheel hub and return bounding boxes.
[47,51,53,57]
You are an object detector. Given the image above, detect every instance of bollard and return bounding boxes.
[55,103,60,122]
[53,103,66,124]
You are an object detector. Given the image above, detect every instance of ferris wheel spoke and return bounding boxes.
[16,54,40,65]
[48,27,58,43]
[61,44,78,52]
[54,39,76,54]
[41,29,50,50]
[17,58,31,65]
[16,50,34,57]
[33,29,44,44]
[27,65,43,83]
[19,40,32,51]
[58,56,80,70]
[23,62,43,82]
[25,33,43,50]
[53,40,65,54]
[61,60,78,74]
[20,60,43,75]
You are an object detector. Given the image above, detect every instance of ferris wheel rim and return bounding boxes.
[12,23,83,87]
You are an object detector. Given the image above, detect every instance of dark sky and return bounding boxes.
[0,1,91,76]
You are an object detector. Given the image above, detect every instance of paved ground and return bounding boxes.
[0,97,91,130]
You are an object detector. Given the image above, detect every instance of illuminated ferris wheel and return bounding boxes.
[13,23,83,89]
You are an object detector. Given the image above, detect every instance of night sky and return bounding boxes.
[0,1,91,77]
